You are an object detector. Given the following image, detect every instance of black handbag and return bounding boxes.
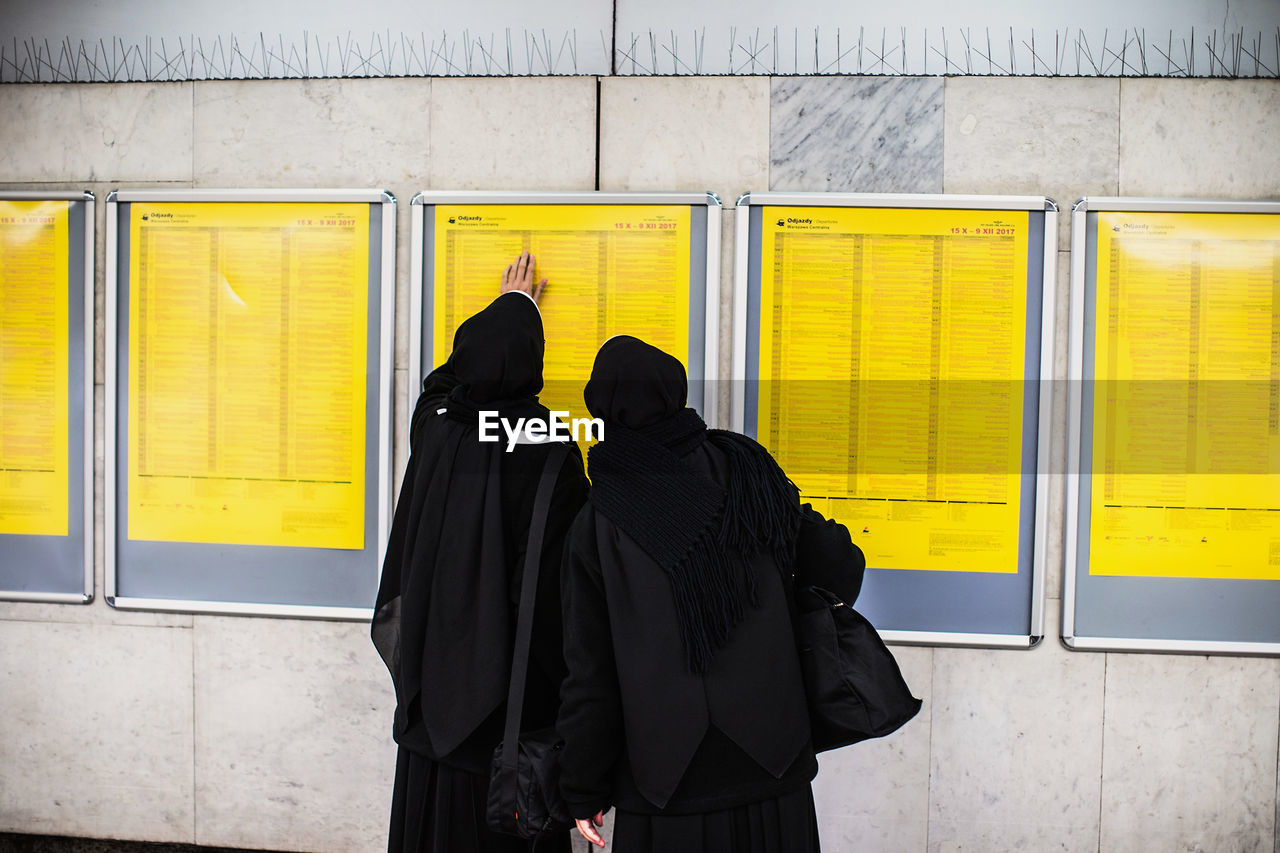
[487,444,575,840]
[795,584,922,752]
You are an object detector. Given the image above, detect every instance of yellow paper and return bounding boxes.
[759,207,1031,573]
[0,200,70,536]
[128,202,368,549]
[433,205,691,427]
[1089,211,1280,579]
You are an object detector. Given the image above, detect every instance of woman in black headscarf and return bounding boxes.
[556,336,865,853]
[373,253,588,853]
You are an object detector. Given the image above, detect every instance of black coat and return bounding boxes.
[556,440,865,817]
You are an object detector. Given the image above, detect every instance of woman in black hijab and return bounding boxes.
[556,336,865,853]
[373,253,588,853]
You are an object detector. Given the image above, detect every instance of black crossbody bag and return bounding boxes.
[795,584,922,752]
[486,443,575,841]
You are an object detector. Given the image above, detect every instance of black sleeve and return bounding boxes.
[793,503,866,605]
[556,511,625,819]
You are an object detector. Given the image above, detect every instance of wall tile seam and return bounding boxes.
[0,614,196,628]
[1096,652,1109,852]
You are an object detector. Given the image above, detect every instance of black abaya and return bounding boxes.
[374,292,588,853]
[557,337,866,853]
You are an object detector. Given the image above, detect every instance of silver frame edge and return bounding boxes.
[880,630,1035,649]
[1061,199,1090,646]
[1029,197,1057,640]
[376,196,396,577]
[105,196,120,606]
[82,192,96,602]
[703,195,722,426]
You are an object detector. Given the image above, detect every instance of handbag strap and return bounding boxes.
[500,442,570,772]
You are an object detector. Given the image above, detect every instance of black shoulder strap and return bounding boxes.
[500,442,570,770]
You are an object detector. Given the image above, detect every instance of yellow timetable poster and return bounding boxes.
[1090,211,1280,580]
[0,200,70,536]
[128,202,368,549]
[433,205,691,422]
[760,207,1030,573]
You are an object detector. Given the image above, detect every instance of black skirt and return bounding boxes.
[611,785,821,853]
[388,747,572,853]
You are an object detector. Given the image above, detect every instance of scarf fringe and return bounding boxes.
[590,411,802,674]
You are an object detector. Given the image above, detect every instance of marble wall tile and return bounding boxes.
[928,605,1104,851]
[600,77,768,424]
[0,84,193,183]
[599,77,769,195]
[1119,80,1280,198]
[192,78,430,189]
[192,616,397,853]
[944,77,1119,249]
[813,646,933,853]
[0,621,194,841]
[770,77,943,193]
[1044,250,1072,602]
[427,77,596,191]
[1100,653,1279,852]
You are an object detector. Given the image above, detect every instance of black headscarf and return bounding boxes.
[585,336,803,673]
[373,292,549,757]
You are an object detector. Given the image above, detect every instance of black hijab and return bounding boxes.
[585,336,802,673]
[373,292,548,757]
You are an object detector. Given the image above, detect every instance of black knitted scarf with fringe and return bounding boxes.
[587,407,802,673]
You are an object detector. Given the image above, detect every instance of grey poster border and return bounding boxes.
[409,190,722,426]
[105,188,396,621]
[0,191,95,604]
[731,191,1056,649]
[1063,196,1280,656]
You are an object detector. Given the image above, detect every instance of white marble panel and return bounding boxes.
[928,606,1104,851]
[599,77,769,195]
[193,78,430,189]
[0,83,193,183]
[1119,80,1280,198]
[1044,250,1072,602]
[428,77,596,190]
[1099,653,1279,852]
[944,77,1119,249]
[0,621,194,840]
[813,646,932,853]
[771,77,943,193]
[193,615,397,853]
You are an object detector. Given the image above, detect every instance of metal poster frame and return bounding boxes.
[733,192,1057,648]
[106,189,396,619]
[1064,196,1280,655]
[410,191,723,426]
[0,190,95,603]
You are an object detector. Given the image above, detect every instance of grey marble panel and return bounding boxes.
[928,605,1104,851]
[1099,653,1279,852]
[193,616,397,853]
[812,646,932,852]
[771,77,943,193]
[0,621,195,841]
